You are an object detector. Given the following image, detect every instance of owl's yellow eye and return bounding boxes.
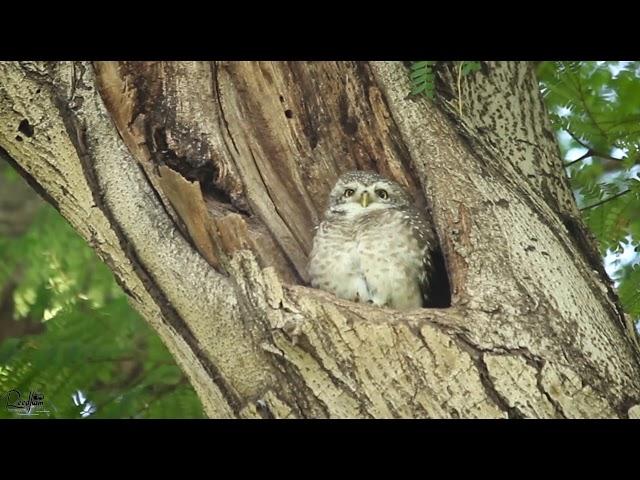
[344,188,355,197]
[376,189,389,200]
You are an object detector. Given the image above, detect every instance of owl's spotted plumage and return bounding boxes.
[308,171,438,309]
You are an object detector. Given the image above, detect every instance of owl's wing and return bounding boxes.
[419,244,433,306]
[408,208,450,308]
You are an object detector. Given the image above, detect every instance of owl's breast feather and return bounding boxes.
[308,208,429,309]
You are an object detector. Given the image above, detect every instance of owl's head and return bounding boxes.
[326,170,412,217]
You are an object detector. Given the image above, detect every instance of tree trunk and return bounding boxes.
[1,60,639,419]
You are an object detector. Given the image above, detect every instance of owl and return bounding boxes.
[308,170,438,310]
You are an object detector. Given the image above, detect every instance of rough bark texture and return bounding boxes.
[1,60,639,418]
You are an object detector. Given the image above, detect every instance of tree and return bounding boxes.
[1,60,639,418]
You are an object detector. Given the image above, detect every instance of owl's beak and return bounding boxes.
[359,191,371,208]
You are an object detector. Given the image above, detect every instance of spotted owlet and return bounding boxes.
[308,171,438,310]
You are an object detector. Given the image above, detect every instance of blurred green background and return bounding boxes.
[0,161,205,418]
[0,61,638,418]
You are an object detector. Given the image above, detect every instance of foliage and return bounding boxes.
[460,61,481,77]
[409,61,436,98]
[537,61,640,324]
[0,197,205,418]
[409,61,481,101]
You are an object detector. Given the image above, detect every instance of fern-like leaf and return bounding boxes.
[461,61,481,76]
[409,61,435,98]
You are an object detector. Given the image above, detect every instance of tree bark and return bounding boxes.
[1,60,639,419]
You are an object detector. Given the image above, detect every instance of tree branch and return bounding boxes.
[564,129,626,164]
[580,188,632,211]
[565,148,595,167]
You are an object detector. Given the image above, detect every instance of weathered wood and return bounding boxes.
[1,60,639,418]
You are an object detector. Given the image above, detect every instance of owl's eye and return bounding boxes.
[376,189,389,200]
[344,188,355,197]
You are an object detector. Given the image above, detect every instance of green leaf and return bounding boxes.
[409,61,435,99]
[461,61,481,76]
